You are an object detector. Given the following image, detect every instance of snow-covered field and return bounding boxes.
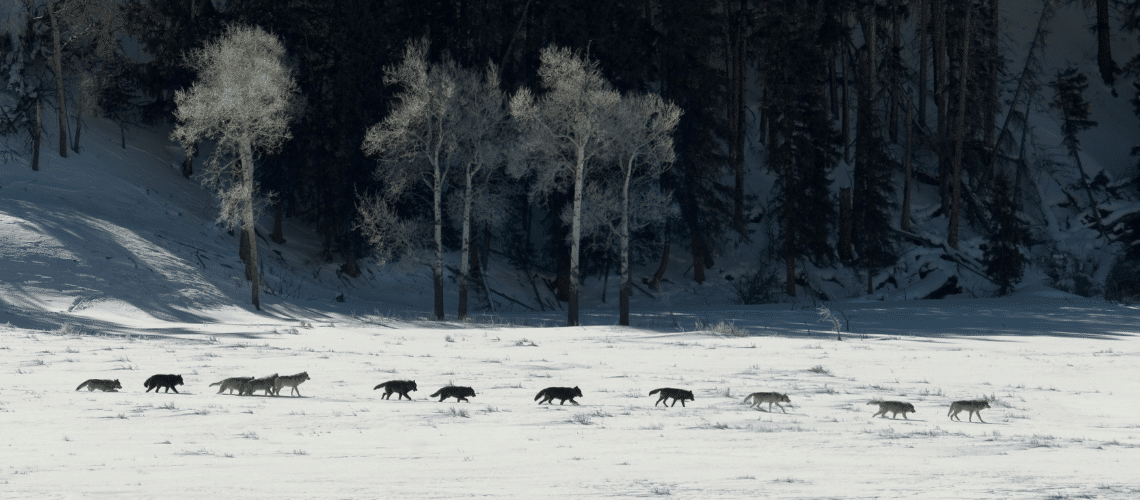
[3,298,1140,499]
[2,1,1140,496]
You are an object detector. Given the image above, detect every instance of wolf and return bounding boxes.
[868,400,917,419]
[273,372,310,397]
[742,392,791,413]
[535,386,583,405]
[144,374,184,393]
[430,386,476,402]
[649,388,695,407]
[209,377,253,395]
[948,399,990,422]
[76,379,122,392]
[239,374,279,396]
[373,380,417,400]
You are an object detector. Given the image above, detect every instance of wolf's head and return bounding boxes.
[905,403,917,412]
[113,379,122,389]
[779,393,791,403]
[174,375,184,385]
[572,386,583,398]
[409,380,418,391]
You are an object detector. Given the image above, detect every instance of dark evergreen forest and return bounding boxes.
[5,0,1140,313]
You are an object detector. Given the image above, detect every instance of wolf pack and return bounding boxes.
[74,373,993,422]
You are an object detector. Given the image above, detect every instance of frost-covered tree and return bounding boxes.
[360,38,463,321]
[172,25,300,311]
[452,62,510,320]
[509,46,622,327]
[577,92,679,326]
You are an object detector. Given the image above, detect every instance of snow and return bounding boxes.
[3,116,1139,499]
[2,0,1140,496]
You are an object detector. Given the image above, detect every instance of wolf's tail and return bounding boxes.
[430,389,442,397]
[373,382,388,390]
[741,394,753,404]
[75,381,87,391]
[947,405,954,416]
[209,381,223,387]
[648,388,661,396]
[534,389,547,401]
[867,400,882,405]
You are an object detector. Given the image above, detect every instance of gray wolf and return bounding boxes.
[535,386,583,405]
[649,388,694,407]
[373,380,417,400]
[742,392,791,413]
[948,400,990,422]
[430,386,476,402]
[868,400,917,419]
[240,374,279,396]
[144,374,184,393]
[274,372,310,397]
[209,377,253,395]
[76,379,121,392]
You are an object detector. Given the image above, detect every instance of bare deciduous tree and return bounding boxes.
[172,24,300,311]
[509,46,622,327]
[360,38,462,321]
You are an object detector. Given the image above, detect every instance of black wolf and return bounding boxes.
[430,386,476,402]
[649,388,695,407]
[374,380,417,400]
[535,386,583,405]
[144,374,184,393]
[76,379,122,392]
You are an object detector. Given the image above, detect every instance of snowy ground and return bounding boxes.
[3,1,1140,496]
[2,301,1140,499]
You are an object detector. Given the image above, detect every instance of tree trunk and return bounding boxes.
[182,142,195,178]
[433,158,445,321]
[984,0,999,154]
[785,254,796,296]
[918,0,929,129]
[48,2,68,159]
[839,187,853,262]
[690,231,708,284]
[948,3,972,249]
[32,98,42,171]
[648,219,670,290]
[568,146,585,327]
[240,227,251,280]
[1096,0,1115,86]
[120,122,126,150]
[725,0,747,234]
[458,166,474,321]
[240,141,260,310]
[829,45,838,118]
[901,98,914,232]
[933,0,950,209]
[620,161,633,326]
[841,41,852,163]
[271,200,286,244]
[72,102,82,154]
[888,0,901,143]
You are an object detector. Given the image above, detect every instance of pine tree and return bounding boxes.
[1050,68,1105,237]
[983,173,1028,296]
[854,1,898,294]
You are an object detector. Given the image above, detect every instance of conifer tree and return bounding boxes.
[983,173,1028,296]
[1050,68,1105,237]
